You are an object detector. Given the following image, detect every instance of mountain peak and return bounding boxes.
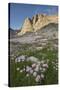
[18,14,58,35]
[18,17,33,35]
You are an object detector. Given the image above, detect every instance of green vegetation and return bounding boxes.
[10,43,58,87]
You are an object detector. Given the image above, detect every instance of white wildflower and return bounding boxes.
[53,66,56,69]
[16,67,20,71]
[15,58,18,63]
[35,75,41,82]
[32,63,36,68]
[56,68,58,71]
[22,59,25,62]
[34,65,39,72]
[23,68,25,71]
[26,74,29,77]
[41,74,44,79]
[42,68,46,72]
[42,64,48,68]
[20,70,23,73]
[33,72,37,77]
[20,55,25,61]
[30,69,33,74]
[26,66,31,72]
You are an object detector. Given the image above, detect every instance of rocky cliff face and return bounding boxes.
[32,14,58,31]
[18,17,33,35]
[18,14,58,35]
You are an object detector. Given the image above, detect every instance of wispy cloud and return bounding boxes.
[34,6,58,15]
[45,7,58,15]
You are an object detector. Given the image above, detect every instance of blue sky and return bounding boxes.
[9,3,58,30]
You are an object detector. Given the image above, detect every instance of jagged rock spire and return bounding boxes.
[18,14,58,35]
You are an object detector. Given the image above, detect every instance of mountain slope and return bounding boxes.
[10,23,58,44]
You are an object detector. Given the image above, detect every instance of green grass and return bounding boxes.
[10,44,58,87]
[44,61,58,84]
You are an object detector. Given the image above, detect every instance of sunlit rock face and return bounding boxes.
[18,17,33,35]
[32,14,58,31]
[18,14,58,35]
